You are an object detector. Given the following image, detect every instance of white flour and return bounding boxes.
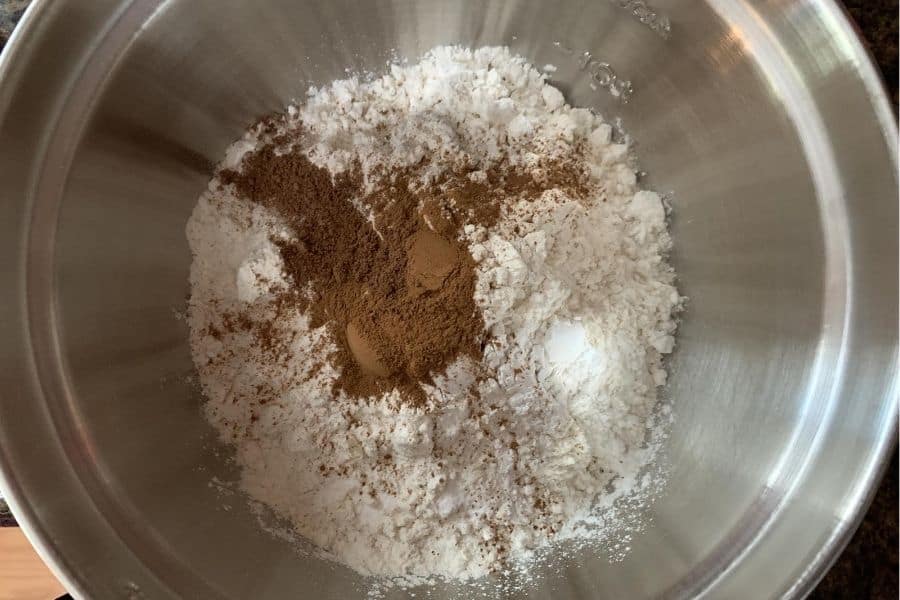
[187,46,681,586]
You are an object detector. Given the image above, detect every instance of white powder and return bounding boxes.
[296,46,601,190]
[187,46,680,587]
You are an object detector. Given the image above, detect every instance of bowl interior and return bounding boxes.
[2,0,896,598]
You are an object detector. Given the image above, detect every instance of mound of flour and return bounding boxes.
[187,46,680,584]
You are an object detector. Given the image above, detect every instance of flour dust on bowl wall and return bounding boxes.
[0,1,896,599]
[187,46,681,591]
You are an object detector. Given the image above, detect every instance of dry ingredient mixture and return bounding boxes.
[187,46,681,584]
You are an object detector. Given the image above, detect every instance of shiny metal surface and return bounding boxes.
[0,1,896,598]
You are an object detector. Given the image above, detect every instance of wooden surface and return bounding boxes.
[0,528,66,600]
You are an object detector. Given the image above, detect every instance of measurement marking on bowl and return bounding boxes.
[553,43,634,102]
[611,0,671,38]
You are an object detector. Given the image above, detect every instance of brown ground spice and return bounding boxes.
[222,123,589,407]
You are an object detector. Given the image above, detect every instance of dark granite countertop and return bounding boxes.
[0,1,896,598]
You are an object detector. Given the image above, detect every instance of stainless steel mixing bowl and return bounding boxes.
[0,0,896,598]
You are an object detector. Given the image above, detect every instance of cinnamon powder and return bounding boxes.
[223,125,588,407]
